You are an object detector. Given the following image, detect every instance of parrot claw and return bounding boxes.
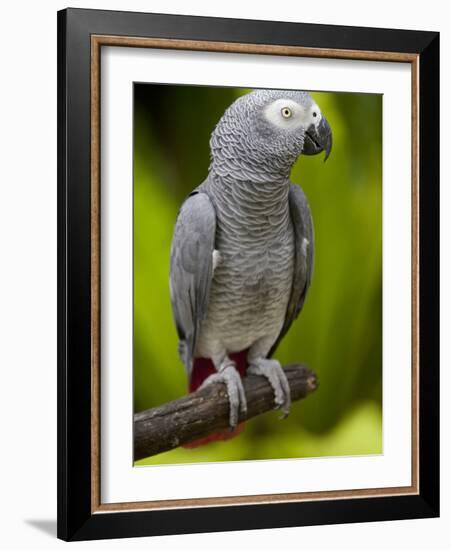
[247,359,291,417]
[200,361,247,429]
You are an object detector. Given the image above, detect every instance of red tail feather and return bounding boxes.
[183,350,248,448]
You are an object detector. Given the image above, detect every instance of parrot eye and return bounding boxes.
[312,111,317,118]
[281,107,292,119]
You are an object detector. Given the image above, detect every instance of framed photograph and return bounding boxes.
[57,8,439,541]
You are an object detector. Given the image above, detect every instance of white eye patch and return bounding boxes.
[264,98,322,130]
[310,103,323,128]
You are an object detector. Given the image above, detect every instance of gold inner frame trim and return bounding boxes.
[90,35,420,514]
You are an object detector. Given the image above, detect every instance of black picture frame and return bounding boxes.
[57,7,439,541]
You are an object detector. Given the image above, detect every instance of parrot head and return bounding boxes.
[210,89,332,179]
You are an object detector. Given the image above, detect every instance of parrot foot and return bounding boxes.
[200,360,247,429]
[247,359,291,418]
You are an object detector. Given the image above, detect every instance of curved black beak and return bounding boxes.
[303,116,332,161]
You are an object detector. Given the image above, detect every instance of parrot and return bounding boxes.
[169,89,332,445]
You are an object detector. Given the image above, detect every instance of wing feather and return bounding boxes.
[270,183,314,357]
[170,191,216,376]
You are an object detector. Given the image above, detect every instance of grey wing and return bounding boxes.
[170,191,216,376]
[269,183,314,357]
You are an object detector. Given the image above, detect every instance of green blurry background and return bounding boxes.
[133,84,382,466]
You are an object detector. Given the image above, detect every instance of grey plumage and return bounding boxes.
[169,192,216,378]
[169,89,331,426]
[269,183,314,357]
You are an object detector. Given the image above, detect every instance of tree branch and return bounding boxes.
[134,364,318,460]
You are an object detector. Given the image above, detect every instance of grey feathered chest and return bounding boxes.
[195,175,295,358]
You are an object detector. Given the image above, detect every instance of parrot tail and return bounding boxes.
[183,350,248,448]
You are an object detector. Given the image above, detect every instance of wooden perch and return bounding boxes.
[134,364,318,461]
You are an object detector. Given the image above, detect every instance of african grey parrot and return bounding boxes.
[170,89,331,439]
